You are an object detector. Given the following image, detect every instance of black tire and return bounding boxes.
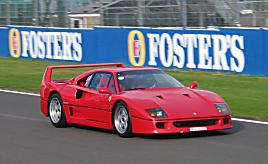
[48,93,67,128]
[113,102,132,138]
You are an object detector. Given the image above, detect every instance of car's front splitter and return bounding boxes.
[131,115,232,134]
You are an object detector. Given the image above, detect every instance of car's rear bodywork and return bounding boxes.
[40,63,232,135]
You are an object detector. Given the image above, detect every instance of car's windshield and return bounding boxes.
[116,70,183,91]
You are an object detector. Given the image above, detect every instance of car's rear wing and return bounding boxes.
[42,63,125,83]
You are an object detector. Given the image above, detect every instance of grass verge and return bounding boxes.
[1,57,268,120]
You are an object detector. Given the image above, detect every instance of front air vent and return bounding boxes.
[182,93,190,98]
[156,95,163,99]
[69,107,73,116]
[223,118,229,124]
[156,122,165,129]
[173,119,218,127]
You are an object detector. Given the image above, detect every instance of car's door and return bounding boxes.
[71,72,115,124]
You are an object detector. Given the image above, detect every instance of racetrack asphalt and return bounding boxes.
[0,92,267,164]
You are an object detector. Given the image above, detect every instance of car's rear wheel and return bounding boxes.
[49,93,67,128]
[113,102,132,137]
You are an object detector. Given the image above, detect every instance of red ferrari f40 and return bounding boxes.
[40,63,232,137]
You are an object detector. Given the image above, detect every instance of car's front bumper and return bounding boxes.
[131,115,232,134]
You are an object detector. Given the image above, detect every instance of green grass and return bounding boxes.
[0,57,90,91]
[1,57,268,120]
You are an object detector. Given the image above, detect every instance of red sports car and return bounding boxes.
[40,63,232,137]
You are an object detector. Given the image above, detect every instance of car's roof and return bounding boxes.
[92,66,160,73]
[74,66,160,81]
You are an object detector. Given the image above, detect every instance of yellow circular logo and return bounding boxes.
[9,28,21,58]
[128,30,146,66]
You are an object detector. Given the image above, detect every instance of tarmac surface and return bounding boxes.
[0,91,267,164]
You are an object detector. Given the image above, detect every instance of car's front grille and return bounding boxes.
[173,119,218,127]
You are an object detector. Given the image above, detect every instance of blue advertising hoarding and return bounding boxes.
[4,26,92,63]
[1,26,268,76]
[89,27,268,75]
[0,27,8,58]
[263,29,268,75]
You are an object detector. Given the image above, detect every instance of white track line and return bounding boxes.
[0,89,40,97]
[232,118,268,125]
[0,89,267,125]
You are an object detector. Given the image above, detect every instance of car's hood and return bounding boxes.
[122,87,224,119]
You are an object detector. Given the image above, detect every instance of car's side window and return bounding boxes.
[84,74,94,87]
[88,72,112,91]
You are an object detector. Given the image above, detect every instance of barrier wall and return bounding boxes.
[4,26,91,63]
[263,29,268,75]
[0,27,8,58]
[87,27,268,76]
[1,26,268,76]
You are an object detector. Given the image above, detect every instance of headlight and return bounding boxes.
[147,108,167,118]
[215,104,230,114]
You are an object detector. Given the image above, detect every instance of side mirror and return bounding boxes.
[190,81,198,89]
[98,88,112,94]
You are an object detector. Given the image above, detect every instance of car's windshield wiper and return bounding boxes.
[126,87,147,91]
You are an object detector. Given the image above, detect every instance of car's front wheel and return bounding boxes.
[49,93,67,128]
[113,102,132,137]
